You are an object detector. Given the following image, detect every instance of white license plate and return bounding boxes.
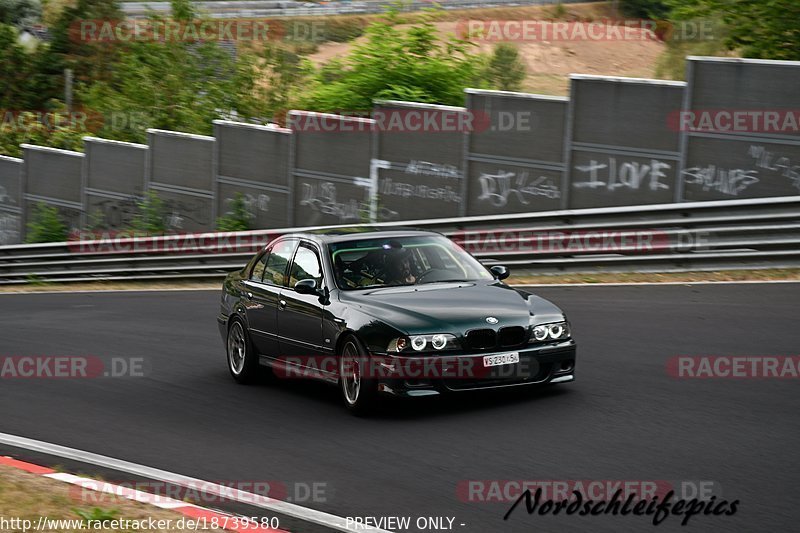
[483,352,520,368]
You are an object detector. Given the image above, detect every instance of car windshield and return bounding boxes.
[329,235,494,290]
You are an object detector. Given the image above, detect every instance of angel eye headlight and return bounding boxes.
[530,321,570,343]
[410,336,427,351]
[533,325,549,341]
[431,334,448,350]
[388,334,458,352]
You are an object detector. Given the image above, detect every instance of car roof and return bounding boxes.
[283,227,442,245]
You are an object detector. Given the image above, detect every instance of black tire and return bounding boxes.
[226,318,259,384]
[338,335,379,416]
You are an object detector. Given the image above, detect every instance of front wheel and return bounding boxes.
[227,319,259,384]
[339,336,378,415]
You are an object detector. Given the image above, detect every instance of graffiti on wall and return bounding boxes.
[476,170,561,207]
[404,160,461,179]
[163,197,213,230]
[0,184,16,207]
[681,166,759,196]
[87,195,140,230]
[299,181,363,224]
[222,192,271,219]
[748,145,800,192]
[573,157,671,193]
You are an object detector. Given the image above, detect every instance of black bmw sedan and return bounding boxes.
[218,229,576,414]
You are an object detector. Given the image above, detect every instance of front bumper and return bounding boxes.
[370,340,576,397]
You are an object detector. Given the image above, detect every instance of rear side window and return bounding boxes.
[264,239,297,286]
[250,252,268,281]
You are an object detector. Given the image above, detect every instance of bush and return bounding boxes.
[129,191,166,235]
[302,11,487,112]
[667,0,800,61]
[217,192,252,232]
[546,2,568,19]
[26,202,67,243]
[485,43,526,91]
[318,16,369,43]
[654,15,730,80]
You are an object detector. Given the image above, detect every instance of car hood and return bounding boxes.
[338,281,564,334]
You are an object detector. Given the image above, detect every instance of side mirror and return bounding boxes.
[294,279,318,295]
[490,265,510,280]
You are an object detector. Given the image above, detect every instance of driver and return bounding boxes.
[384,247,416,285]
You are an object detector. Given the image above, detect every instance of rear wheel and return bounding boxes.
[339,336,378,415]
[227,319,259,384]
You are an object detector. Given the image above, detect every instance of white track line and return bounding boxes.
[0,432,391,533]
[512,280,800,287]
[0,288,218,295]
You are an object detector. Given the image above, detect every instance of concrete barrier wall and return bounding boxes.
[214,120,292,229]
[22,145,85,240]
[289,111,375,227]
[3,57,798,244]
[465,89,567,216]
[680,57,800,201]
[147,129,216,233]
[566,75,686,209]
[83,137,147,230]
[374,100,468,221]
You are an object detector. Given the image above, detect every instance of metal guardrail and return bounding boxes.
[1,196,799,284]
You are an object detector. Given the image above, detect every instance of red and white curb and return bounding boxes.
[0,456,288,532]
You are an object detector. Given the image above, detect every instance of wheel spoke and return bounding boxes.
[228,324,246,375]
[341,342,361,405]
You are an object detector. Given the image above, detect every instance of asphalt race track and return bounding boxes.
[1,284,798,532]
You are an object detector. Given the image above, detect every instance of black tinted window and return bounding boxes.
[264,240,297,286]
[250,252,268,281]
[290,245,323,287]
[330,235,493,290]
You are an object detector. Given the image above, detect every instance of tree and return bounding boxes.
[0,108,86,158]
[486,44,526,92]
[301,11,487,112]
[0,23,32,110]
[258,42,314,122]
[79,15,266,143]
[0,0,41,27]
[667,0,800,60]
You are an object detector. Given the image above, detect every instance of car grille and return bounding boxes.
[499,326,526,347]
[465,326,526,350]
[465,329,496,350]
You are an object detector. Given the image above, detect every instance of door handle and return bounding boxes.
[279,299,287,309]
